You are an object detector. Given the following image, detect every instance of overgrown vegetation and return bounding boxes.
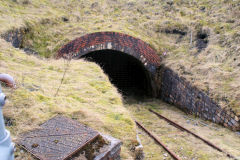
[1,0,240,159]
[1,0,240,114]
[0,39,136,159]
[125,98,240,160]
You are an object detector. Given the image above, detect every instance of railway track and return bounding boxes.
[125,99,240,160]
[135,120,181,160]
[148,109,237,160]
[135,109,237,160]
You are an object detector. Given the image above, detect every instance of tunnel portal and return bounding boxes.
[57,32,240,130]
[57,32,162,97]
[83,49,152,97]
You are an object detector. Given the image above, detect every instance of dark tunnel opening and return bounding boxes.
[82,49,153,97]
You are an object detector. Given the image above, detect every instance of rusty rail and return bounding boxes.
[149,109,237,160]
[135,120,181,160]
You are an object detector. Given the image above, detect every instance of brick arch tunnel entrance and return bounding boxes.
[57,32,240,130]
[57,32,161,97]
[82,49,152,97]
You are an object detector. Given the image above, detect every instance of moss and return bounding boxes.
[180,10,186,16]
[89,80,111,93]
[214,23,232,34]
[48,66,54,70]
[37,94,50,102]
[71,95,87,103]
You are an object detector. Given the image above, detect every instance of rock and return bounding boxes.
[235,116,239,122]
[91,2,98,8]
[166,0,174,6]
[200,6,205,11]
[226,19,235,23]
[23,48,38,55]
[62,17,69,22]
[135,146,144,160]
[84,11,90,15]
[127,2,134,8]
[137,8,143,14]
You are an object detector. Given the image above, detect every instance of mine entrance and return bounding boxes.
[82,49,153,97]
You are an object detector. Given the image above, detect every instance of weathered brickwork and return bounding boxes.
[58,32,240,131]
[157,65,240,131]
[57,32,161,74]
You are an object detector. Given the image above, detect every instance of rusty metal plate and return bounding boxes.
[18,116,99,160]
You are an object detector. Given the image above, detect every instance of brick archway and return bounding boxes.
[57,32,161,74]
[57,32,161,96]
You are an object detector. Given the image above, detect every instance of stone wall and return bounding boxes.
[1,28,38,55]
[157,65,240,131]
[1,28,26,48]
[95,134,122,160]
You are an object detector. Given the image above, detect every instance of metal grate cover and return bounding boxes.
[18,116,99,160]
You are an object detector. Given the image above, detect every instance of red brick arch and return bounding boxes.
[57,32,161,74]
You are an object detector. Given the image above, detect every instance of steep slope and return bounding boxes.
[1,0,240,114]
[0,39,136,159]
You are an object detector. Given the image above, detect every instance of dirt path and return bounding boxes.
[124,98,240,160]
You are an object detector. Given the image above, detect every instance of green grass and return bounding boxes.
[0,39,136,159]
[1,0,240,159]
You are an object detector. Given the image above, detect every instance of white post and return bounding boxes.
[190,30,193,47]
[0,105,7,140]
[0,84,14,160]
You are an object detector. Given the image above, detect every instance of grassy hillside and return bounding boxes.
[0,0,240,159]
[1,0,240,114]
[0,39,136,159]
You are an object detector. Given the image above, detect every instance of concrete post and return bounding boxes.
[0,85,14,160]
